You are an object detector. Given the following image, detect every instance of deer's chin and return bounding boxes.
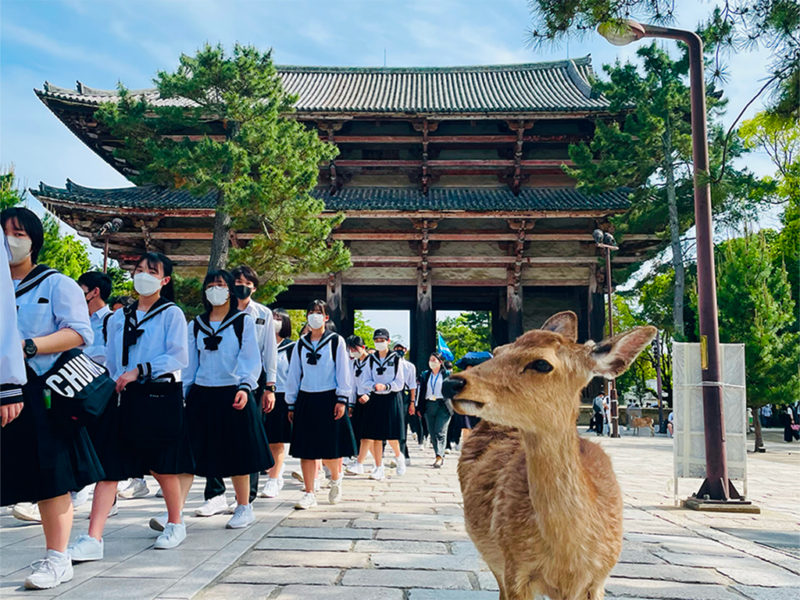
[452,399,485,416]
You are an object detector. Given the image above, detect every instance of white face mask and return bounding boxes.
[7,237,32,266]
[374,341,389,352]
[205,286,229,306]
[349,350,361,359]
[307,313,325,330]
[133,272,163,297]
[429,360,440,370]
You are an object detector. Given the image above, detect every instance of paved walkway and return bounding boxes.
[2,430,799,599]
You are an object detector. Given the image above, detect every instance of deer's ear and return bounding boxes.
[590,326,657,379]
[540,311,578,342]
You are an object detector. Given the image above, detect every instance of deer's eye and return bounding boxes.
[525,359,553,373]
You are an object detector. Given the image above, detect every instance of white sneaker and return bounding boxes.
[194,494,229,517]
[154,521,186,549]
[369,466,385,481]
[314,477,329,492]
[328,478,343,504]
[259,478,283,498]
[118,478,149,499]
[291,470,304,484]
[226,504,255,529]
[24,550,73,590]
[68,534,104,562]
[13,503,41,522]
[294,492,317,510]
[155,487,164,498]
[103,502,119,519]
[149,512,168,532]
[117,480,128,492]
[71,487,90,509]
[345,462,365,475]
[396,455,407,476]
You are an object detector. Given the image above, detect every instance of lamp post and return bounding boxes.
[98,218,123,273]
[598,20,739,503]
[593,228,620,438]
[652,333,666,434]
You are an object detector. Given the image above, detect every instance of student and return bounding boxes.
[285,300,356,509]
[360,329,407,480]
[183,270,273,528]
[196,265,277,517]
[1,208,104,590]
[259,308,295,498]
[394,342,417,463]
[100,252,192,550]
[416,352,452,468]
[344,335,377,475]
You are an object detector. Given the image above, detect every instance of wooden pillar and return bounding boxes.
[326,272,343,334]
[507,273,524,342]
[416,269,435,373]
[491,288,506,348]
[340,289,354,339]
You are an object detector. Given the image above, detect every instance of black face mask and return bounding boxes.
[234,285,253,300]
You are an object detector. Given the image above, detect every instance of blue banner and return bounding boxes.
[437,332,454,361]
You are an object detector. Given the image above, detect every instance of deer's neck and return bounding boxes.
[520,423,594,542]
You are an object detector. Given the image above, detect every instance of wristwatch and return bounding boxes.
[23,339,38,359]
[264,384,277,393]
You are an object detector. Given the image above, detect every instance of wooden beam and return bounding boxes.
[328,134,588,144]
[332,232,659,242]
[333,159,577,168]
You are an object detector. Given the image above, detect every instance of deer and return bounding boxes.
[442,311,656,600]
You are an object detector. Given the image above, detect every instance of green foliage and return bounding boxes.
[353,310,376,348]
[1,169,91,279]
[97,43,349,299]
[526,1,800,117]
[172,273,204,321]
[106,266,134,298]
[437,312,492,363]
[613,296,658,403]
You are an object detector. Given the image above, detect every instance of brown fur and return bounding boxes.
[452,312,656,600]
[629,417,655,436]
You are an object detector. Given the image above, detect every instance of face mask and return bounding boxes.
[374,341,389,352]
[395,349,405,357]
[307,313,325,330]
[7,237,32,266]
[205,286,229,306]
[234,285,253,300]
[429,360,440,369]
[349,350,361,359]
[134,272,163,297]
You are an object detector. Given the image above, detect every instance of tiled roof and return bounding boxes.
[32,181,630,212]
[35,56,609,114]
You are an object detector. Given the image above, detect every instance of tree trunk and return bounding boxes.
[753,407,765,452]
[208,190,230,273]
[663,119,686,340]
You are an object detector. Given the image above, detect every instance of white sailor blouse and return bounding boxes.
[85,304,112,365]
[183,311,261,395]
[13,268,93,377]
[402,358,418,391]
[242,300,278,384]
[351,356,371,400]
[363,352,406,395]
[283,331,353,408]
[275,339,296,394]
[105,299,188,382]
[1,235,26,398]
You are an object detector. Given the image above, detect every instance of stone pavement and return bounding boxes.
[1,430,799,599]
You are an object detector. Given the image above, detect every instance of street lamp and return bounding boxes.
[98,218,123,273]
[652,333,666,434]
[593,228,620,438]
[599,20,741,504]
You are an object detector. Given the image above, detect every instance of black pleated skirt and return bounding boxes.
[290,390,357,460]
[350,398,367,445]
[86,393,133,482]
[186,385,274,478]
[263,391,293,444]
[1,378,105,506]
[359,391,406,441]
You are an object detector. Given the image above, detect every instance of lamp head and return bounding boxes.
[597,19,647,46]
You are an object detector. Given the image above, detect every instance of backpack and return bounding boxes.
[102,312,114,345]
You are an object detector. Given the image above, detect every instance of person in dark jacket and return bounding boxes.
[415,352,452,468]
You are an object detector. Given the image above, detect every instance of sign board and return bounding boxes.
[672,342,747,503]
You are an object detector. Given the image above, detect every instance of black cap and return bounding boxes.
[373,328,390,340]
[392,342,406,350]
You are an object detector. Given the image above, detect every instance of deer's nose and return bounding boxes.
[442,376,466,399]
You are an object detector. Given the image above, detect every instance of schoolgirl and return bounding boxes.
[344,335,378,475]
[196,265,277,516]
[1,208,104,590]
[259,308,295,499]
[416,352,453,468]
[97,252,193,551]
[359,328,407,480]
[184,270,273,529]
[285,300,356,510]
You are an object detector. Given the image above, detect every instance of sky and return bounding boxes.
[0,0,782,345]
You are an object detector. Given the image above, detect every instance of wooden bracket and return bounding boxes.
[133,219,160,251]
